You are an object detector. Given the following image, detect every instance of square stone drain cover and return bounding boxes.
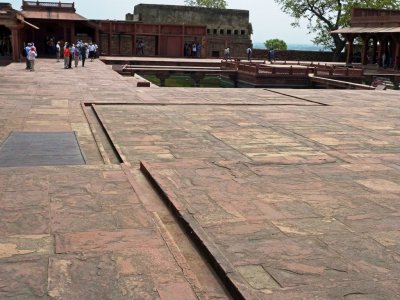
[0,132,86,167]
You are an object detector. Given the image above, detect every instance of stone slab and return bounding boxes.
[0,132,85,167]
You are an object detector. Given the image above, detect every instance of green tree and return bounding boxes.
[264,39,288,50]
[184,0,227,9]
[274,0,400,60]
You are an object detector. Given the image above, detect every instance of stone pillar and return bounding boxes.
[372,39,378,64]
[201,36,206,58]
[345,36,354,65]
[361,36,369,65]
[95,28,100,45]
[393,75,400,90]
[377,38,383,67]
[190,73,205,87]
[229,73,238,87]
[155,72,170,87]
[8,26,20,62]
[108,22,112,56]
[158,24,161,56]
[394,39,400,70]
[63,24,67,42]
[71,22,75,42]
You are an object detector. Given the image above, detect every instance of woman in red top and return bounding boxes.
[64,43,70,69]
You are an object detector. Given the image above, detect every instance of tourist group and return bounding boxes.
[22,40,98,71]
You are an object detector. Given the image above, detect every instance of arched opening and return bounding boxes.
[24,21,64,56]
[0,25,12,58]
[75,23,95,44]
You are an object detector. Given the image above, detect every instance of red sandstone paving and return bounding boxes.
[1,59,400,298]
[97,85,399,297]
[0,166,199,299]
[93,85,400,297]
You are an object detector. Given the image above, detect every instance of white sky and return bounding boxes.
[8,0,315,44]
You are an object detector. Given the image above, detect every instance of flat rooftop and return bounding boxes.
[0,58,399,299]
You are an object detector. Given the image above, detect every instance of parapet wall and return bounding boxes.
[132,4,250,30]
[252,49,345,62]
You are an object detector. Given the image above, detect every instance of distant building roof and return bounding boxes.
[22,1,76,12]
[21,0,87,21]
[22,10,87,21]
[332,27,400,34]
[331,8,400,35]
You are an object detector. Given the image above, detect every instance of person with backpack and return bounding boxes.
[80,43,87,67]
[246,46,252,62]
[24,43,32,70]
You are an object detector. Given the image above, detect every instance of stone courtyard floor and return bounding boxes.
[0,58,399,299]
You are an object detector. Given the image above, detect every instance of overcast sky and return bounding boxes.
[8,0,315,44]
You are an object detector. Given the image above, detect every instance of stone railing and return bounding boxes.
[314,66,363,77]
[22,1,75,11]
[251,49,346,62]
[221,60,363,78]
[257,65,310,76]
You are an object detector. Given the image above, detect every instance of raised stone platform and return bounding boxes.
[0,58,399,299]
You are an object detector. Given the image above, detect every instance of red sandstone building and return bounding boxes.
[0,1,207,61]
[0,1,251,61]
[333,8,400,69]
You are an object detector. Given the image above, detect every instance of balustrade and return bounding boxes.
[22,1,75,10]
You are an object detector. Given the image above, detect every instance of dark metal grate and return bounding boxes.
[0,132,86,167]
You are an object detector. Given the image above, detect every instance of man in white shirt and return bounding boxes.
[89,43,96,61]
[56,41,60,62]
[246,47,252,62]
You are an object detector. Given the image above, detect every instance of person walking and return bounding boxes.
[94,43,99,58]
[63,43,70,69]
[224,47,230,60]
[68,44,73,68]
[27,46,37,71]
[270,49,275,62]
[73,45,80,68]
[25,43,32,70]
[246,46,252,62]
[191,43,197,57]
[196,43,202,58]
[80,43,87,67]
[89,43,96,61]
[140,40,144,55]
[68,44,74,68]
[56,41,61,62]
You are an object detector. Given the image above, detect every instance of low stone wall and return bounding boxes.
[252,49,345,62]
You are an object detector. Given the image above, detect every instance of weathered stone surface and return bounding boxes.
[1,58,400,298]
[237,265,281,290]
[0,164,201,298]
[0,206,49,235]
[55,229,164,254]
[0,235,53,259]
[47,252,186,299]
[0,256,48,299]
